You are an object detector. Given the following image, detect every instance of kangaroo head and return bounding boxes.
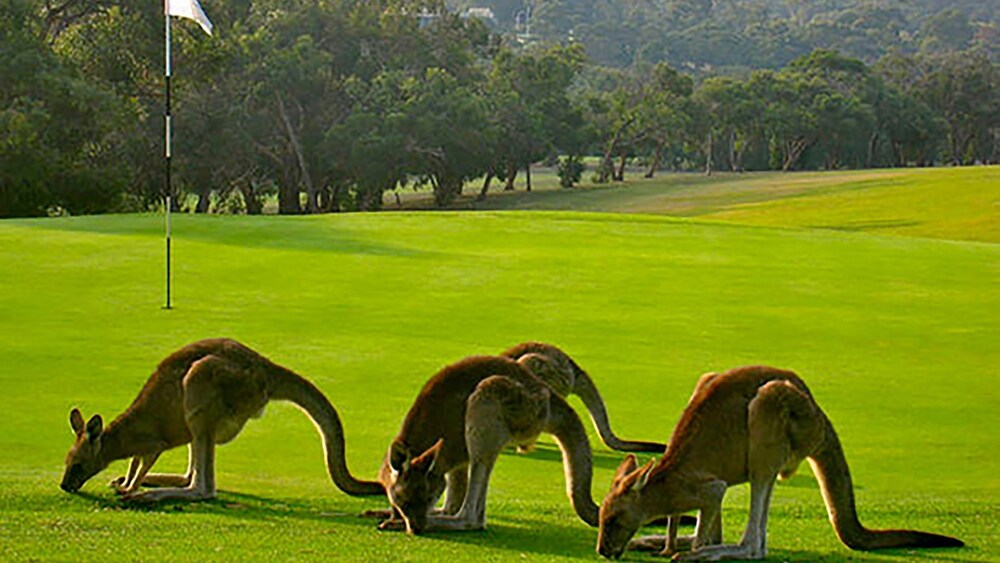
[386,438,443,534]
[61,408,108,493]
[598,454,655,559]
[516,352,573,396]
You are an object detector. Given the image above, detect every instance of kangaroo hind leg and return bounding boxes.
[123,356,241,503]
[121,434,215,503]
[140,443,195,488]
[425,376,532,531]
[440,466,468,515]
[677,380,815,561]
[111,453,161,494]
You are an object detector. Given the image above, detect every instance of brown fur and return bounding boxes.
[374,355,598,534]
[61,338,381,501]
[597,366,964,560]
[502,342,665,453]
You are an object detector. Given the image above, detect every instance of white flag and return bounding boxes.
[166,0,213,35]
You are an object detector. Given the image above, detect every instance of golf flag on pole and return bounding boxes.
[166,0,213,35]
[162,0,211,309]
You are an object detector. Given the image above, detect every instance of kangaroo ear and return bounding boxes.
[612,454,638,486]
[411,438,444,474]
[635,459,656,491]
[85,414,103,442]
[389,440,410,473]
[70,409,85,434]
[618,458,656,492]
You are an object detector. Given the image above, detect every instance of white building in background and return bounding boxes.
[463,7,497,25]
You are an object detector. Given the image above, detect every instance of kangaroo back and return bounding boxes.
[808,415,963,550]
[268,366,383,496]
[544,395,599,526]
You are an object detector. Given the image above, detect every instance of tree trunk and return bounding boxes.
[195,191,210,213]
[782,137,809,172]
[704,130,714,176]
[277,159,301,214]
[239,179,263,215]
[867,131,879,168]
[504,162,517,191]
[329,183,343,212]
[478,170,494,200]
[891,141,904,167]
[275,91,317,213]
[729,129,739,172]
[433,175,462,207]
[614,152,627,181]
[645,142,662,178]
[525,162,532,192]
[599,119,633,183]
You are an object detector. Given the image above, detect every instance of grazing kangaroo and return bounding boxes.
[501,342,664,453]
[597,366,964,560]
[375,355,598,534]
[61,338,382,501]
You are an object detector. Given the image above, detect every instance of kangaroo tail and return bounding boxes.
[269,366,383,496]
[546,396,599,527]
[808,416,963,550]
[502,342,664,453]
[568,358,665,453]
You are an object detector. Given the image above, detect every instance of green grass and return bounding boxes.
[464,166,1000,243]
[1,206,997,560]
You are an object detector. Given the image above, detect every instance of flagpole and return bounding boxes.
[164,0,173,310]
[162,0,211,310]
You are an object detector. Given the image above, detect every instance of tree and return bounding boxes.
[919,8,974,54]
[632,63,693,177]
[695,76,758,173]
[776,50,877,170]
[1,0,132,217]
[483,44,585,195]
[918,51,998,164]
[591,63,692,182]
[400,68,492,207]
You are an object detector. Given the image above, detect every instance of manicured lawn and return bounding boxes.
[468,166,999,243]
[0,209,996,560]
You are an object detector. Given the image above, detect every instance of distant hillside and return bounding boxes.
[451,0,998,70]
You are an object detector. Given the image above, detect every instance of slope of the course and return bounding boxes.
[469,166,999,243]
[0,211,996,560]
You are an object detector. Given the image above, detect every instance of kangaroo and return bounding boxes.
[374,354,598,534]
[597,366,964,560]
[501,342,665,453]
[61,338,382,502]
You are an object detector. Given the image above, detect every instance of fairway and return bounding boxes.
[1,209,997,560]
[468,166,1000,244]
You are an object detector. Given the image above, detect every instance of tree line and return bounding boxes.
[454,0,998,70]
[1,0,997,218]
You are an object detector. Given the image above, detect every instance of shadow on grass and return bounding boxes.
[14,214,436,259]
[73,489,381,530]
[399,516,956,561]
[67,490,967,561]
[775,473,821,489]
[399,512,600,558]
[811,219,921,232]
[883,546,978,562]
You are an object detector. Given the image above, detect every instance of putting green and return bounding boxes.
[0,209,995,560]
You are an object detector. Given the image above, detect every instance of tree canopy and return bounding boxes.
[0,0,996,217]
